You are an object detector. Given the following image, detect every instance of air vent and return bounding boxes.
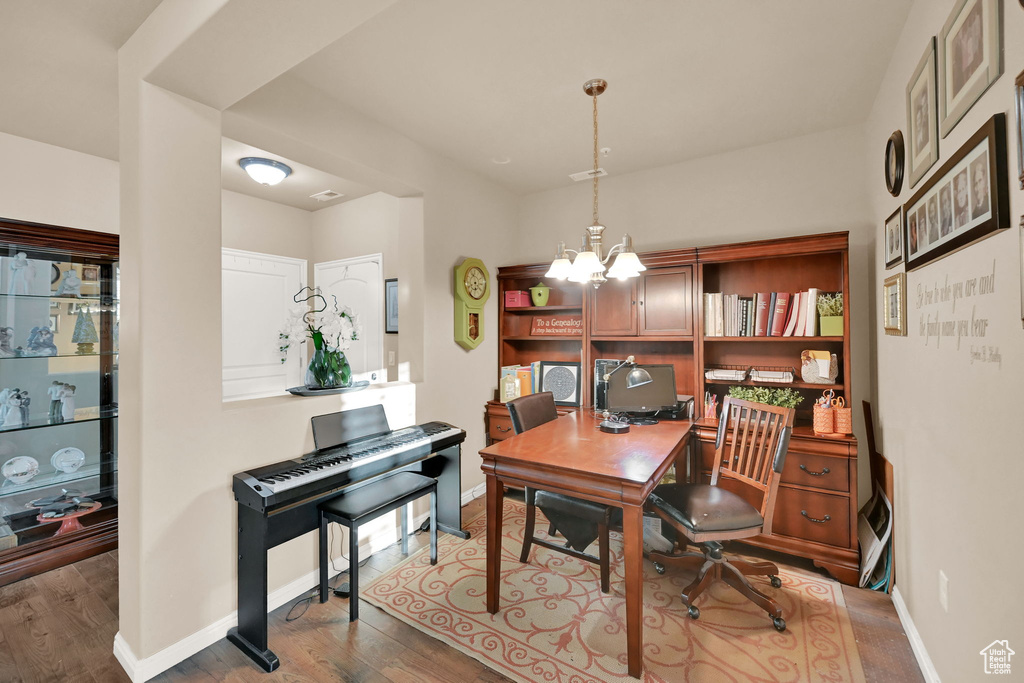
[569,168,607,182]
[310,190,344,202]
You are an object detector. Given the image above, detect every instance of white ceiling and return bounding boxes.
[0,0,913,206]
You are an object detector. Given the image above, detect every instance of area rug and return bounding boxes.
[363,499,864,682]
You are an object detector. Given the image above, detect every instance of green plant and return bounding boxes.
[816,292,843,317]
[727,385,804,409]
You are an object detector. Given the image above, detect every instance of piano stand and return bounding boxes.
[226,627,280,673]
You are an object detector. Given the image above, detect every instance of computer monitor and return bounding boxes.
[605,364,678,414]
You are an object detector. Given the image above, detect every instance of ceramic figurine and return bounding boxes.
[60,384,76,421]
[8,252,35,295]
[2,390,27,428]
[55,269,82,297]
[24,326,57,356]
[0,327,15,358]
[0,389,10,425]
[48,381,65,422]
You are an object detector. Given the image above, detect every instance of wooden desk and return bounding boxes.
[479,413,691,678]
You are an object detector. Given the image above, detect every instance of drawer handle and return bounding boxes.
[801,510,831,524]
[496,425,512,432]
[799,464,831,477]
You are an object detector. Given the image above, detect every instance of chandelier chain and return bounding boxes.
[592,93,600,225]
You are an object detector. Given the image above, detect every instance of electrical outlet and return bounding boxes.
[938,570,949,612]
[388,351,396,366]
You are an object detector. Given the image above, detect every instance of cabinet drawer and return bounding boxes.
[781,452,849,493]
[488,413,515,441]
[772,488,851,548]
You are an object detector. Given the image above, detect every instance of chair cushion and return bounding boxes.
[320,471,434,523]
[534,490,622,552]
[648,483,763,535]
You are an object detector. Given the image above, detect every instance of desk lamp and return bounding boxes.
[600,356,652,433]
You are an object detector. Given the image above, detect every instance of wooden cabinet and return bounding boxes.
[485,401,575,445]
[489,232,858,583]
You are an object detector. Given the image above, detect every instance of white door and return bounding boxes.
[222,249,307,400]
[315,254,383,383]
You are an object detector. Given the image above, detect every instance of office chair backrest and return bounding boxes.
[712,396,794,535]
[507,392,559,434]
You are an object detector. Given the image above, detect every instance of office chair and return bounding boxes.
[506,392,619,593]
[647,397,794,631]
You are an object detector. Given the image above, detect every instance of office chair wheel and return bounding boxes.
[769,575,782,588]
[687,605,700,620]
[653,562,666,575]
[772,616,786,632]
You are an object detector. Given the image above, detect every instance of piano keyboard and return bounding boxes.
[254,422,462,495]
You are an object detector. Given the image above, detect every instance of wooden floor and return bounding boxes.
[0,496,923,683]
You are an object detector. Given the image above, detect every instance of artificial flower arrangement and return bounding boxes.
[279,286,360,389]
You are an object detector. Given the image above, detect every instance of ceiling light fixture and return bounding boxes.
[239,157,292,186]
[546,79,645,289]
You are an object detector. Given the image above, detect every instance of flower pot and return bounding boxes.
[305,347,352,390]
[529,282,551,307]
[819,315,843,337]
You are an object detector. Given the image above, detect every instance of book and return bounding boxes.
[782,291,801,336]
[739,297,750,337]
[804,288,819,336]
[794,291,808,336]
[753,292,770,336]
[516,366,534,396]
[713,293,724,337]
[744,297,754,336]
[769,292,789,336]
[531,360,542,393]
[766,292,777,335]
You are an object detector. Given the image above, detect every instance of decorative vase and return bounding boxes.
[529,282,551,307]
[819,315,843,337]
[305,339,352,390]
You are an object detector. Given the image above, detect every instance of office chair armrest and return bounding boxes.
[772,426,793,473]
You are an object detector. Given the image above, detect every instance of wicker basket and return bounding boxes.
[813,404,834,435]
[801,351,839,384]
[833,397,853,434]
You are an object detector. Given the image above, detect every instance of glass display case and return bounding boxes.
[0,218,118,585]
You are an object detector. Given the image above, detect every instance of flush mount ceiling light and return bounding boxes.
[546,79,645,289]
[238,157,292,186]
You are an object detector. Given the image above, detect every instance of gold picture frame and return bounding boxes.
[883,273,907,336]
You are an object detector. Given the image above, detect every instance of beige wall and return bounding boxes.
[222,188,312,260]
[862,1,1024,679]
[515,125,875,503]
[0,131,119,233]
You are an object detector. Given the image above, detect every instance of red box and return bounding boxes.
[504,290,530,307]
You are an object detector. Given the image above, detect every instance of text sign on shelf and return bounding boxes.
[530,315,583,336]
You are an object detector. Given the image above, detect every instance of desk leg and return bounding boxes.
[227,504,280,672]
[485,474,504,614]
[623,503,644,679]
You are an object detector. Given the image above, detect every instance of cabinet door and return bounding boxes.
[590,278,637,336]
[639,266,692,336]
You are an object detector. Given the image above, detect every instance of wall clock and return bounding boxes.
[885,130,905,197]
[453,258,490,350]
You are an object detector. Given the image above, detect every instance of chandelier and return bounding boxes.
[545,79,645,289]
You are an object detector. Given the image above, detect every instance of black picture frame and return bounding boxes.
[538,360,581,407]
[1015,69,1024,190]
[884,207,904,269]
[384,278,398,334]
[885,130,905,197]
[903,113,1008,272]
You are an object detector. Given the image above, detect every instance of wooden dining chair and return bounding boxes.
[646,396,794,630]
[506,392,618,593]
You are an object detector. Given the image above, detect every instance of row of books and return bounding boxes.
[499,362,541,401]
[704,289,822,337]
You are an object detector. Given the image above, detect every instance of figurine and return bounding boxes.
[55,269,82,297]
[2,390,27,428]
[8,253,35,295]
[48,381,66,422]
[24,326,57,356]
[0,327,15,358]
[59,384,76,422]
[0,389,10,425]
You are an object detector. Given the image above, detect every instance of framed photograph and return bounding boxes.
[539,361,581,407]
[1015,69,1024,190]
[49,314,60,334]
[384,278,398,334]
[80,265,99,282]
[884,208,904,269]
[938,0,1002,137]
[906,39,939,188]
[883,273,906,336]
[903,113,1008,271]
[885,130,905,197]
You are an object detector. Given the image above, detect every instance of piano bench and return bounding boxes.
[318,471,437,622]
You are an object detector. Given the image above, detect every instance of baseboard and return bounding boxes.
[891,585,941,682]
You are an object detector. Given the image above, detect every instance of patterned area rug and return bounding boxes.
[363,499,863,682]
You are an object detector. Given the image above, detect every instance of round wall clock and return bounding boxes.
[453,258,490,350]
[885,130,905,197]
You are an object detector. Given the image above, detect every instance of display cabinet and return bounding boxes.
[0,218,118,586]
